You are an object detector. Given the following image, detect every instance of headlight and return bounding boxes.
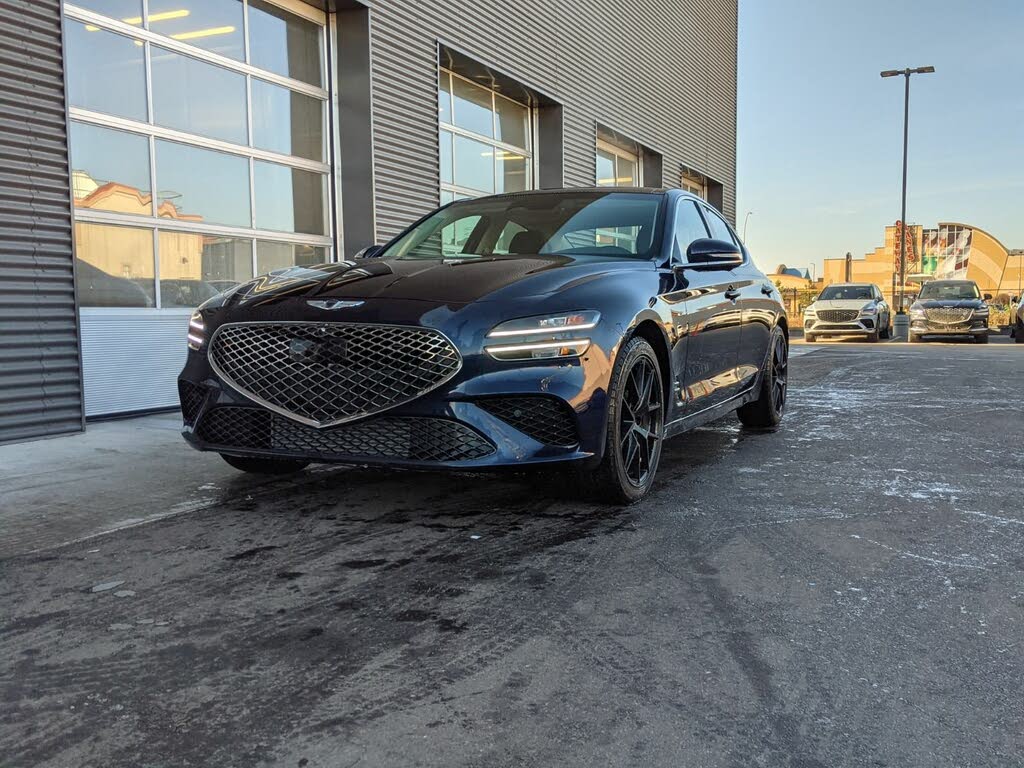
[187,310,205,350]
[485,311,598,361]
[803,306,816,316]
[974,305,989,316]
[909,305,925,319]
[486,311,600,338]
[860,304,878,315]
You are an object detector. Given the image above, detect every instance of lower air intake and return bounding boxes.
[477,396,579,447]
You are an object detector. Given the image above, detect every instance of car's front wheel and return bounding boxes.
[974,334,988,344]
[587,336,665,504]
[737,327,787,429]
[1016,321,1024,343]
[221,454,310,475]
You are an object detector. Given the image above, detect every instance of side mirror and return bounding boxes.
[355,244,385,259]
[983,293,992,301]
[684,238,743,267]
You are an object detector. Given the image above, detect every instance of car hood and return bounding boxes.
[914,299,985,309]
[217,254,651,309]
[811,299,875,310]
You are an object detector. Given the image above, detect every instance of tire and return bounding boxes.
[1016,323,1024,343]
[909,333,922,343]
[880,318,891,339]
[737,327,788,429]
[974,334,988,344]
[221,454,310,475]
[804,333,816,343]
[584,336,665,505]
[866,328,879,343]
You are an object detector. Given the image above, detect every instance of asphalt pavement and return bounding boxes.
[2,338,1022,767]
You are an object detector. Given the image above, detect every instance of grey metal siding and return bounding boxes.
[0,0,84,443]
[361,0,737,243]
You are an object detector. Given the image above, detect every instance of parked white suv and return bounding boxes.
[803,283,891,343]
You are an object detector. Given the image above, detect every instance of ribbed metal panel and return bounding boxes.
[363,0,737,242]
[80,310,190,417]
[0,0,84,443]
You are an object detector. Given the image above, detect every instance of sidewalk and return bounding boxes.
[0,413,343,559]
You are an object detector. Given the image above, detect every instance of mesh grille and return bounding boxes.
[209,323,461,427]
[478,396,579,447]
[178,381,208,426]
[925,307,972,324]
[817,309,859,323]
[196,407,494,463]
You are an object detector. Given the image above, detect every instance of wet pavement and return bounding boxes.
[2,340,1023,767]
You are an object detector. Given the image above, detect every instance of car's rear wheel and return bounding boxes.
[737,327,787,429]
[221,454,310,475]
[804,333,816,343]
[880,318,891,339]
[586,336,664,504]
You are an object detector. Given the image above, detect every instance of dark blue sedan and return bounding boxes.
[179,189,788,503]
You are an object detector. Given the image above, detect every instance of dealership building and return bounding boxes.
[1,0,738,444]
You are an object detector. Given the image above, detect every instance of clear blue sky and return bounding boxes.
[736,0,1024,276]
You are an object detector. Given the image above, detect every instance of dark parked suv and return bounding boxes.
[909,280,991,343]
[179,189,789,503]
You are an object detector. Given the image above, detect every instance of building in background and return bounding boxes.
[1,0,738,444]
[823,221,1022,306]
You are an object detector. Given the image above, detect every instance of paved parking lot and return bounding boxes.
[2,339,1022,767]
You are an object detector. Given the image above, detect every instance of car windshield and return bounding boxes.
[818,285,873,300]
[918,281,980,300]
[380,191,664,260]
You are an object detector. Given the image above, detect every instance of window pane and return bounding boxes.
[72,0,141,21]
[256,241,328,274]
[151,46,247,144]
[254,161,327,235]
[158,231,252,307]
[596,149,615,186]
[438,72,452,124]
[66,21,147,122]
[251,79,324,161]
[616,155,637,187]
[148,0,244,61]
[439,129,453,185]
[495,96,528,148]
[453,134,494,194]
[703,207,736,243]
[74,223,154,307]
[248,0,323,87]
[496,150,529,193]
[156,140,251,227]
[70,122,152,215]
[674,201,709,259]
[451,77,493,138]
[441,215,482,257]
[440,190,454,205]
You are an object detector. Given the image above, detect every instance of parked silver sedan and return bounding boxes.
[803,283,891,343]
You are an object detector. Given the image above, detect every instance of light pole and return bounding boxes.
[742,211,753,242]
[881,65,935,314]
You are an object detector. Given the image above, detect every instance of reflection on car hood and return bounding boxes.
[218,254,651,308]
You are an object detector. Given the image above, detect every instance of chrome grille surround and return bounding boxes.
[816,309,860,323]
[208,322,462,428]
[924,307,972,325]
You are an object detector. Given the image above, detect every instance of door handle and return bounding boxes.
[725,287,741,301]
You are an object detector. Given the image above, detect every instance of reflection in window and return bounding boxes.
[66,21,147,122]
[248,0,323,86]
[703,207,736,243]
[254,162,327,235]
[674,201,710,259]
[74,222,154,307]
[439,130,453,185]
[256,241,328,275]
[441,215,482,257]
[438,72,452,125]
[453,134,494,194]
[151,46,248,144]
[70,121,152,215]
[495,96,528,147]
[496,150,529,193]
[71,0,141,20]
[251,78,324,161]
[148,0,244,61]
[596,149,616,186]
[451,77,494,138]
[596,142,640,187]
[158,231,252,307]
[156,140,251,227]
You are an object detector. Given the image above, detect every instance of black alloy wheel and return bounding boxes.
[619,355,664,488]
[737,327,788,428]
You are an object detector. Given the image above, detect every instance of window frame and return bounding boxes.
[63,0,335,309]
[438,68,535,201]
[596,138,642,188]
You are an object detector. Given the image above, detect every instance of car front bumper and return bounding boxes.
[178,348,610,471]
[910,317,989,337]
[804,316,878,336]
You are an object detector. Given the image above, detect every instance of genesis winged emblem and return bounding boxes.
[306,299,365,310]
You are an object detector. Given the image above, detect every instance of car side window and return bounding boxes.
[702,206,737,244]
[673,200,710,263]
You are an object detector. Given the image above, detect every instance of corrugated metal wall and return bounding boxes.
[0,0,84,444]
[361,0,738,242]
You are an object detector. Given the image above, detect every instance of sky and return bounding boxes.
[736,0,1024,276]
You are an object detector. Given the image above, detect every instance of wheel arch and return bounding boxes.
[629,317,673,407]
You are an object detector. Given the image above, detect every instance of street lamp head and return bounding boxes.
[880,69,901,78]
[914,66,935,74]
[881,66,935,77]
